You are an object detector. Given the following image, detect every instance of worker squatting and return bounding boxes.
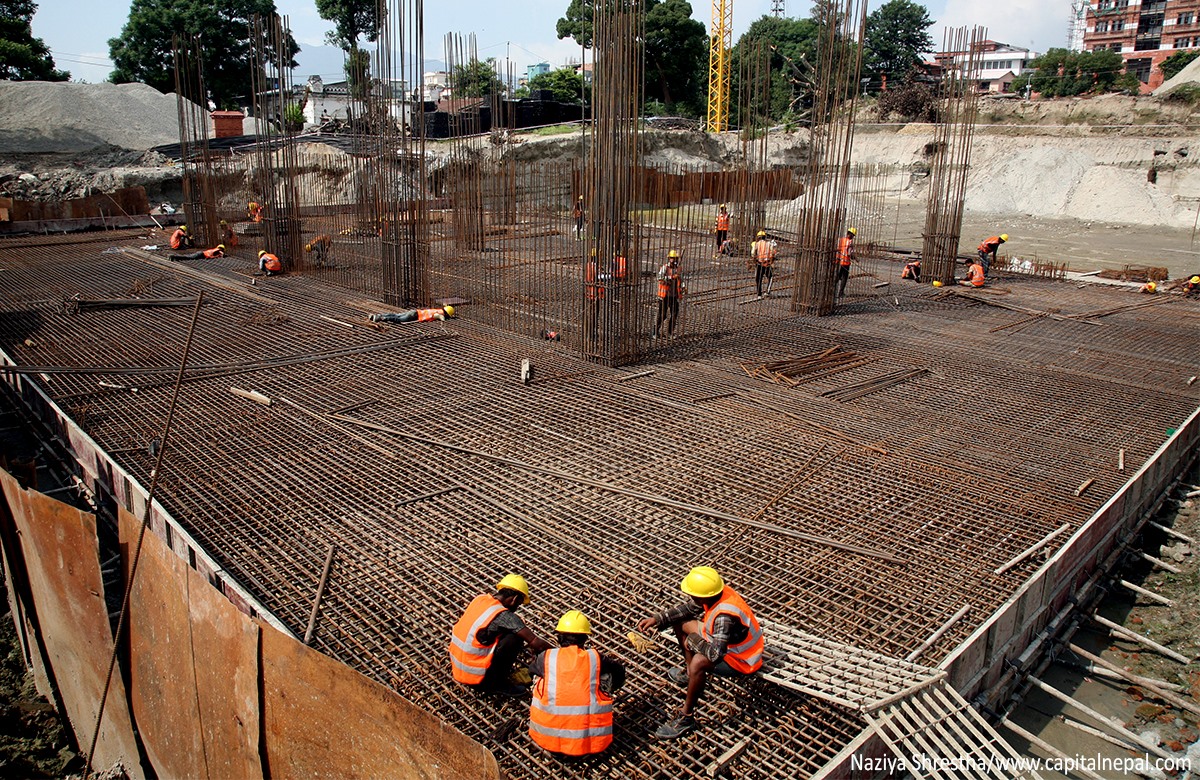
[450,566,762,753]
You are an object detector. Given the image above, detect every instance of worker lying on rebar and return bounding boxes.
[449,574,551,696]
[169,225,192,250]
[369,304,456,323]
[528,610,624,756]
[258,249,283,275]
[305,234,334,267]
[751,230,777,298]
[901,257,921,283]
[636,566,763,739]
[169,244,224,261]
[959,259,986,288]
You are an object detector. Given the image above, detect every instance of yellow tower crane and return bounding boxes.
[706,0,733,133]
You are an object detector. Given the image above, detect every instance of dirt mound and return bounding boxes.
[0,81,187,154]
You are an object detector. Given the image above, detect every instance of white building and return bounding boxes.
[935,41,1040,93]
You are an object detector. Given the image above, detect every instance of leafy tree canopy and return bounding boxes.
[526,66,588,104]
[730,15,821,122]
[1023,47,1139,97]
[453,57,505,98]
[1160,49,1200,82]
[644,0,707,112]
[109,0,298,108]
[315,0,381,51]
[0,0,69,81]
[556,0,593,49]
[863,0,933,90]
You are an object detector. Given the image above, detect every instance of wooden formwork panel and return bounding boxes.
[121,508,262,780]
[0,469,144,778]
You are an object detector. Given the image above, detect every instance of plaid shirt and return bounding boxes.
[654,601,747,664]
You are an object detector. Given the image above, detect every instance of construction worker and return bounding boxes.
[835,227,856,298]
[714,204,730,256]
[258,249,283,276]
[654,250,684,339]
[572,196,584,240]
[636,566,763,740]
[449,574,551,695]
[1139,281,1157,294]
[529,610,624,756]
[248,201,264,223]
[751,230,777,298]
[585,248,605,303]
[305,234,334,267]
[370,304,456,323]
[901,256,921,283]
[169,225,192,250]
[218,219,238,248]
[1185,275,1200,296]
[169,244,224,261]
[977,233,1007,278]
[960,258,986,288]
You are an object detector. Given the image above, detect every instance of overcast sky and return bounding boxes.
[33,0,1067,86]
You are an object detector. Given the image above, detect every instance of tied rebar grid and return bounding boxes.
[249,14,304,266]
[922,26,985,285]
[2,240,1200,778]
[792,0,868,316]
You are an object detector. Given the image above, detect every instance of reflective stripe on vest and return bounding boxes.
[416,308,443,322]
[716,213,729,231]
[448,594,506,684]
[262,254,282,272]
[837,237,853,266]
[966,263,985,287]
[658,267,681,298]
[529,647,613,755]
[702,586,764,673]
[754,240,775,264]
[978,236,1001,253]
[203,248,222,259]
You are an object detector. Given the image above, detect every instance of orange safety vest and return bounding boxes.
[902,260,920,278]
[221,226,238,248]
[260,253,282,272]
[702,586,764,674]
[978,236,1002,254]
[250,203,264,223]
[416,307,444,322]
[836,236,853,267]
[965,262,985,287]
[753,239,776,266]
[449,594,507,684]
[529,646,613,756]
[202,247,223,259]
[585,260,604,301]
[715,213,730,231]
[657,264,682,299]
[613,255,627,281]
[170,229,187,250]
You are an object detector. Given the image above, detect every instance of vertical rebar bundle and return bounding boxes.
[172,37,218,246]
[792,0,868,316]
[583,0,645,364]
[249,15,303,267]
[921,26,985,285]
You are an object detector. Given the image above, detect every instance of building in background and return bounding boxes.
[934,41,1039,92]
[1082,0,1200,91]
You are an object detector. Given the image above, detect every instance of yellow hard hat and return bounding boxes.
[555,610,592,635]
[719,203,726,209]
[590,247,597,257]
[756,230,766,238]
[443,304,456,317]
[1191,276,1200,284]
[305,242,313,252]
[179,225,188,232]
[999,233,1009,242]
[680,566,724,598]
[578,195,584,200]
[668,249,680,259]
[932,280,943,287]
[258,249,267,257]
[847,227,857,236]
[220,219,228,225]
[217,244,225,250]
[248,201,258,208]
[496,573,530,604]
[1146,282,1157,291]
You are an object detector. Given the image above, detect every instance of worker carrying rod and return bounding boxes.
[637,566,763,739]
[449,574,551,696]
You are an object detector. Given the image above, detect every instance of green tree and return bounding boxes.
[863,0,933,91]
[730,15,821,121]
[1026,47,1134,97]
[527,66,588,104]
[1160,49,1200,82]
[644,0,707,112]
[109,0,298,108]
[345,46,369,100]
[556,0,593,48]
[314,0,381,50]
[453,57,505,98]
[0,0,69,80]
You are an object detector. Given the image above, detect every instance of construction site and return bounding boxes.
[2,1,1200,779]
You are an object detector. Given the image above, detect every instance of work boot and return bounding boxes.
[666,667,688,687]
[369,314,379,322]
[655,714,697,739]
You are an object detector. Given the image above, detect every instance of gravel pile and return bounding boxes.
[0,81,188,154]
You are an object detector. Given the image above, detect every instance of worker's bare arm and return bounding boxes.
[518,626,551,654]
